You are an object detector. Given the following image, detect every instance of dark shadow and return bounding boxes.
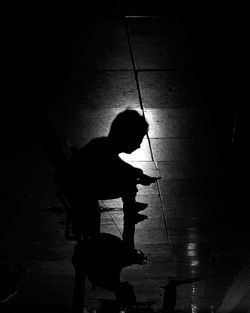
[72,232,146,311]
[54,109,160,310]
[54,109,160,247]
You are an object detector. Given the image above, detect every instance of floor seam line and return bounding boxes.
[122,11,170,244]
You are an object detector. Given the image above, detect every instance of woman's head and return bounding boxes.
[108,109,149,153]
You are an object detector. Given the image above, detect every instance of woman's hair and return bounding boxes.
[109,109,149,140]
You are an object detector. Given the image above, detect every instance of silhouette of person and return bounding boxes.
[55,109,160,249]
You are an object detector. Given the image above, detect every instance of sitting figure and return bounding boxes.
[55,109,160,249]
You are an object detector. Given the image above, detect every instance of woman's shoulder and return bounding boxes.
[84,137,108,151]
[73,137,109,157]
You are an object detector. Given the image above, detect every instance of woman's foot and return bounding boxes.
[133,202,148,212]
[133,213,148,224]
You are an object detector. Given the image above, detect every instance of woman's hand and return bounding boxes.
[137,174,161,186]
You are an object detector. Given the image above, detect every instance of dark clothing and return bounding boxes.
[55,137,143,239]
[56,137,142,199]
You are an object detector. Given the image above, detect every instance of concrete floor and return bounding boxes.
[1,3,247,313]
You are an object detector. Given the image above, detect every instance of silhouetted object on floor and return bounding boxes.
[54,109,160,247]
[162,278,200,313]
[72,233,144,311]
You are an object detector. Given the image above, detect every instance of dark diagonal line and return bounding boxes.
[121,10,170,243]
